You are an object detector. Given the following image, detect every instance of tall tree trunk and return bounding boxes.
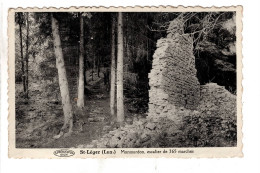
[93,55,96,69]
[84,66,87,86]
[110,15,116,116]
[92,61,94,81]
[51,13,73,138]
[92,54,95,81]
[25,13,29,99]
[97,56,100,77]
[77,13,85,108]
[126,13,130,72]
[18,13,26,97]
[116,12,124,122]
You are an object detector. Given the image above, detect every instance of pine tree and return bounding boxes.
[77,12,85,108]
[18,12,26,97]
[110,14,116,116]
[116,12,124,122]
[25,13,29,99]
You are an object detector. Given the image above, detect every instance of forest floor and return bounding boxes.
[15,70,143,148]
[15,71,236,148]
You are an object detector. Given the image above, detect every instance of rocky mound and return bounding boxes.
[198,83,236,121]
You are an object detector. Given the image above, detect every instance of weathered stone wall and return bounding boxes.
[148,18,200,119]
[198,83,236,120]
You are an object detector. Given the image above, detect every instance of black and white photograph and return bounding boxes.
[9,7,242,157]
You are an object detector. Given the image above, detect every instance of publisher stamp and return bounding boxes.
[53,149,75,157]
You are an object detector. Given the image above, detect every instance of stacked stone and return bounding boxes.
[197,83,236,120]
[83,109,199,148]
[148,18,200,119]
[83,115,181,148]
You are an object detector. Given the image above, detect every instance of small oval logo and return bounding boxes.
[53,149,75,157]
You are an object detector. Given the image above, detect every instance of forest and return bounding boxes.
[15,11,237,148]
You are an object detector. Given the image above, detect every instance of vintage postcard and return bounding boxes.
[8,6,243,158]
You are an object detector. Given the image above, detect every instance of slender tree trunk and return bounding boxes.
[93,55,96,69]
[77,13,85,108]
[146,13,149,61]
[92,61,94,81]
[18,13,26,97]
[92,54,95,81]
[126,13,130,72]
[51,13,73,138]
[84,66,87,86]
[25,13,29,99]
[116,12,124,122]
[97,56,100,77]
[110,15,116,116]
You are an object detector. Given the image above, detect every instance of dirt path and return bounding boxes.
[16,69,142,148]
[41,78,118,148]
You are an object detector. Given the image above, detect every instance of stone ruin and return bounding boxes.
[148,17,200,120]
[85,18,237,148]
